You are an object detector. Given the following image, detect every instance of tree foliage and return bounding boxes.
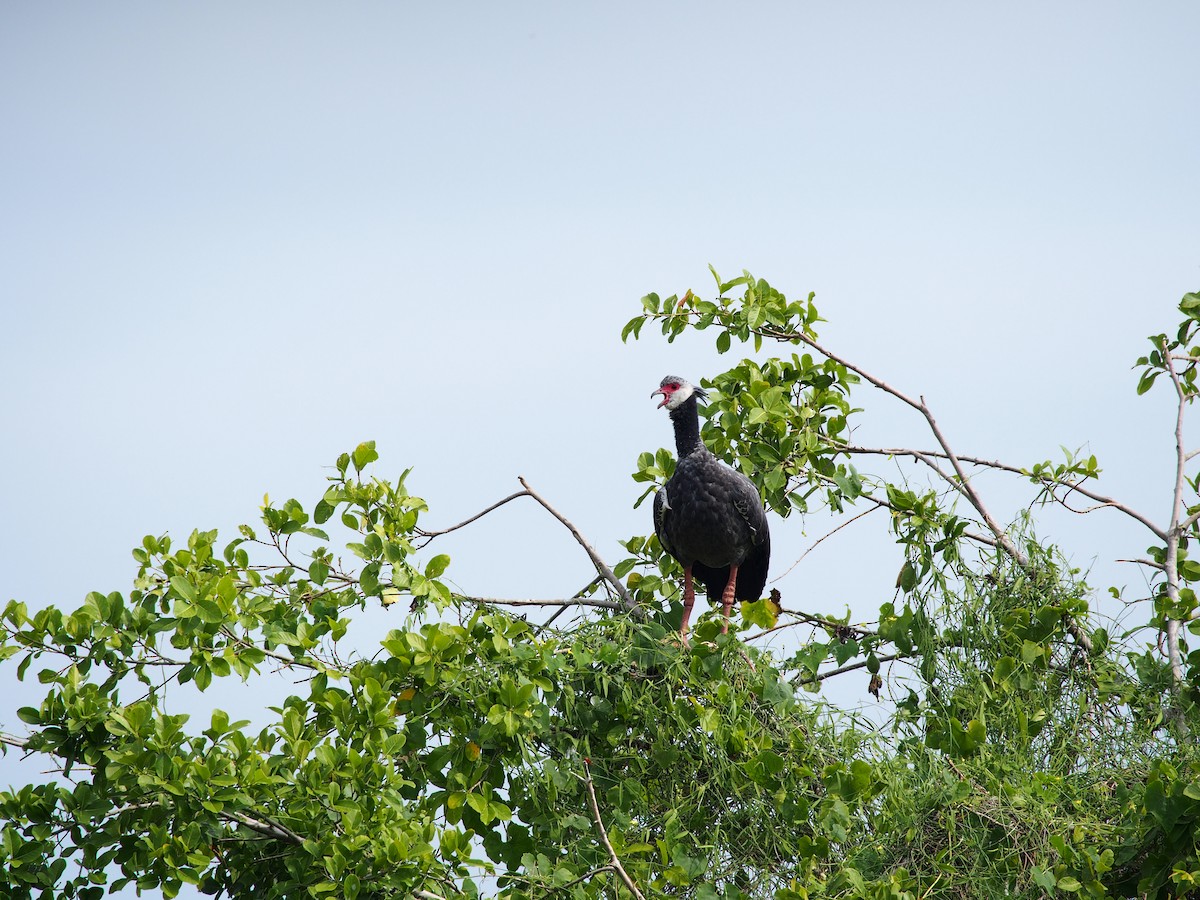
[4,273,1200,899]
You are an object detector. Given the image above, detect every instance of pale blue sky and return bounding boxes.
[2,3,1199,892]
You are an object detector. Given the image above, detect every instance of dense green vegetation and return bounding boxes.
[4,274,1200,898]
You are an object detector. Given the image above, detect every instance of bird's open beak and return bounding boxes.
[651,388,668,409]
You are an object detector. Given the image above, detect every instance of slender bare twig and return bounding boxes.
[459,596,626,611]
[414,890,449,900]
[535,576,607,634]
[771,507,880,582]
[839,443,1166,541]
[775,607,875,639]
[581,759,646,900]
[1,733,30,751]
[744,611,867,644]
[518,477,642,617]
[916,394,1026,564]
[811,471,1000,550]
[1117,558,1167,572]
[414,491,530,546]
[791,652,905,687]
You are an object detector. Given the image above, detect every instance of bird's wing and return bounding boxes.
[730,475,770,546]
[653,485,673,555]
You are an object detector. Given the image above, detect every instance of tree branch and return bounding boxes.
[791,652,905,686]
[775,337,1094,653]
[581,759,646,900]
[811,471,1000,551]
[414,490,530,547]
[459,596,626,611]
[771,507,880,583]
[838,442,1166,541]
[518,477,643,618]
[1,733,30,751]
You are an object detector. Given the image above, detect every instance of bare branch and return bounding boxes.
[771,507,880,582]
[1,733,30,751]
[916,394,1027,566]
[518,477,643,618]
[536,576,607,634]
[581,759,646,900]
[1117,557,1167,572]
[839,443,1166,541]
[414,490,530,547]
[791,652,905,686]
[783,345,1094,653]
[220,627,323,672]
[744,608,876,644]
[460,596,627,611]
[811,471,1000,551]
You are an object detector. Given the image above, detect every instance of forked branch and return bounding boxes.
[518,477,643,617]
[414,481,643,618]
[582,759,646,900]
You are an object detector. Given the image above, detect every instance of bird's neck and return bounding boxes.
[669,396,705,458]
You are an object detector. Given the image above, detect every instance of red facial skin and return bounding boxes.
[652,382,682,408]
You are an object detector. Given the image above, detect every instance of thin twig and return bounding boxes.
[414,491,530,547]
[840,443,1166,541]
[917,394,1026,566]
[771,507,880,582]
[581,759,646,900]
[459,596,626,611]
[791,652,905,686]
[811,471,1000,550]
[220,628,322,672]
[518,477,643,618]
[777,608,876,638]
[536,576,606,634]
[1117,557,1167,572]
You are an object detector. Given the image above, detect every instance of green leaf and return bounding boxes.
[425,554,451,578]
[170,576,197,603]
[313,499,335,525]
[352,441,379,472]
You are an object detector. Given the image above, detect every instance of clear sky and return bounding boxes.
[1,3,1199,892]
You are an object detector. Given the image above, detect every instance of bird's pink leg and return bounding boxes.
[720,565,740,634]
[679,564,697,640]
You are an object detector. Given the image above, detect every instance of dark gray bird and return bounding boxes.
[650,375,771,637]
